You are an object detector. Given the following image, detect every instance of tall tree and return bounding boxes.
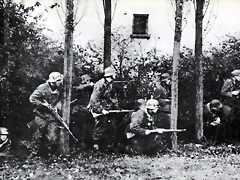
[195,0,205,143]
[61,0,74,154]
[170,0,183,151]
[103,0,112,68]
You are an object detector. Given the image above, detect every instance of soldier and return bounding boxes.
[125,99,163,155]
[28,72,63,157]
[151,73,171,100]
[88,66,119,151]
[221,69,240,106]
[221,69,240,141]
[203,99,232,143]
[71,74,94,149]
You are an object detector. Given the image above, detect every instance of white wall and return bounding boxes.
[14,0,240,55]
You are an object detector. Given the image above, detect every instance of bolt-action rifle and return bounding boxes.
[126,128,186,139]
[91,109,134,118]
[46,105,78,142]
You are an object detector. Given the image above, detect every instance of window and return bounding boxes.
[131,14,150,39]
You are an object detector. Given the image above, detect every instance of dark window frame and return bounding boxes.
[131,14,150,39]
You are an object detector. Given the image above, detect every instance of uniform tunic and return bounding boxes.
[29,82,63,154]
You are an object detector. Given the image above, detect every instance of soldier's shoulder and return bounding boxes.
[36,82,48,90]
[94,78,105,86]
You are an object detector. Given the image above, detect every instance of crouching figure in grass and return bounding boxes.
[125,99,163,155]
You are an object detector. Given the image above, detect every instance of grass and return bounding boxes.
[0,143,240,179]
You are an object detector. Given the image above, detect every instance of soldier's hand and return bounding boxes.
[156,129,164,134]
[232,90,240,96]
[102,109,109,115]
[145,130,151,135]
[42,102,51,109]
[89,82,94,86]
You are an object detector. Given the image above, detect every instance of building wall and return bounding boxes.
[14,0,240,55]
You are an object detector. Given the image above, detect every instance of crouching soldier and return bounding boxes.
[0,127,11,155]
[71,74,94,149]
[203,99,231,144]
[125,99,163,155]
[28,72,63,157]
[88,66,119,152]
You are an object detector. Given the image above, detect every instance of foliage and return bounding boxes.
[1,143,240,179]
[0,0,240,148]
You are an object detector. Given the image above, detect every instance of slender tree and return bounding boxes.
[60,0,74,154]
[170,0,183,151]
[103,0,112,68]
[195,0,205,142]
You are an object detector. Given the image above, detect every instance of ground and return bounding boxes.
[0,143,240,180]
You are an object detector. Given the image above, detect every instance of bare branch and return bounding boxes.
[59,0,66,14]
[203,0,219,38]
[95,0,104,26]
[203,0,210,18]
[111,0,119,23]
[74,0,81,21]
[54,0,64,26]
[74,0,89,27]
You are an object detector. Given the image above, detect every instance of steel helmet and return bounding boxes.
[81,74,92,84]
[161,73,170,82]
[104,66,116,77]
[48,72,63,83]
[146,99,159,110]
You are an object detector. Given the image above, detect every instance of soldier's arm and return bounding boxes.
[129,111,147,136]
[221,79,233,97]
[29,84,46,106]
[89,82,104,113]
[74,83,93,90]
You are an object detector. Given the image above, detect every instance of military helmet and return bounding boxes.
[48,72,63,83]
[210,99,223,109]
[146,99,159,110]
[104,66,116,77]
[81,74,92,84]
[161,73,170,82]
[231,69,240,77]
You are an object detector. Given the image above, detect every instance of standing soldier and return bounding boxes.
[71,74,94,149]
[125,99,163,155]
[221,69,240,141]
[88,66,119,151]
[28,72,63,157]
[150,73,172,129]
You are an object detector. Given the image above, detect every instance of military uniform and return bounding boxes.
[88,77,118,150]
[125,100,162,155]
[71,80,94,149]
[29,73,63,156]
[221,70,240,140]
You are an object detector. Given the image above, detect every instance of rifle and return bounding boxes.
[113,80,135,83]
[126,128,186,139]
[48,107,78,142]
[91,109,134,118]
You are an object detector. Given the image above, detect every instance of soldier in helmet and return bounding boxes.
[125,99,163,155]
[88,66,119,151]
[28,72,64,157]
[71,74,94,150]
[221,69,240,141]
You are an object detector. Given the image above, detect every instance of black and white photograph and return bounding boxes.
[0,0,240,179]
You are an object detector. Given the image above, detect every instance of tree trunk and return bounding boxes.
[195,0,204,143]
[61,0,74,155]
[170,0,183,151]
[103,0,111,68]
[0,0,4,45]
[3,0,10,45]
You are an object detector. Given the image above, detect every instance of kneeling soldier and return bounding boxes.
[125,99,163,155]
